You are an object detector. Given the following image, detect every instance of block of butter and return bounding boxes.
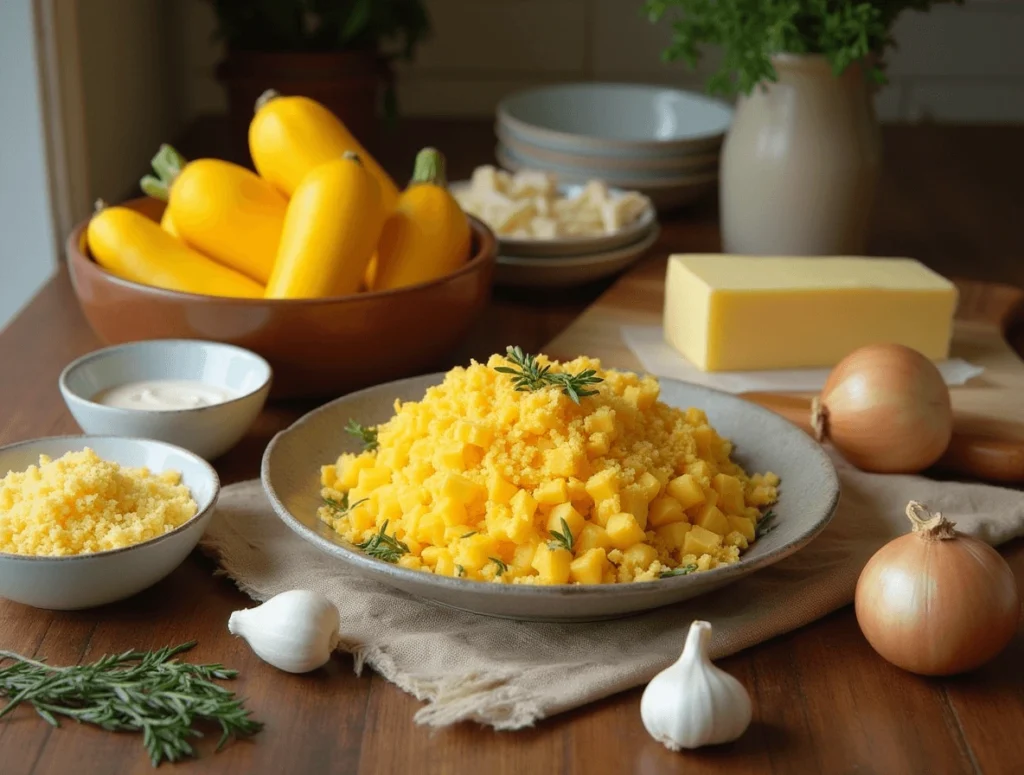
[664,255,958,371]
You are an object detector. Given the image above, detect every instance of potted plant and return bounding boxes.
[210,0,430,152]
[646,1,961,255]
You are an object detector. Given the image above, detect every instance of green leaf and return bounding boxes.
[339,0,372,44]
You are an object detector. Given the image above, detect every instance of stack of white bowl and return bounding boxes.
[496,83,733,211]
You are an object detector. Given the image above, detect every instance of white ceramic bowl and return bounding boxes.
[262,374,839,622]
[496,146,718,211]
[498,83,733,158]
[449,180,657,258]
[59,340,272,460]
[496,226,661,288]
[0,436,219,610]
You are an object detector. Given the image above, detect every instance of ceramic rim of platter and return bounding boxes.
[261,373,841,622]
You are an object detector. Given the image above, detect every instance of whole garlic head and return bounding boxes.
[228,589,341,674]
[640,620,752,750]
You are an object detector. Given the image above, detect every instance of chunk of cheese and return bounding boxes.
[664,255,957,371]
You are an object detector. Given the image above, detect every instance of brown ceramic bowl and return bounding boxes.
[68,198,497,399]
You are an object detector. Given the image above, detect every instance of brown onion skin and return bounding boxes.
[819,344,952,473]
[855,532,1021,676]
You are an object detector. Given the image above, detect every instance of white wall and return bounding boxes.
[0,0,58,331]
[168,0,1024,122]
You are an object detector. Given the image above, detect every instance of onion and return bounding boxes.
[812,344,952,473]
[855,501,1021,676]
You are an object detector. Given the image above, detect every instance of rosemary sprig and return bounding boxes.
[455,565,466,577]
[355,520,408,563]
[344,419,379,452]
[548,518,575,553]
[0,642,261,767]
[756,509,778,539]
[660,563,699,578]
[494,346,604,405]
[460,531,478,539]
[489,557,509,576]
[323,492,368,516]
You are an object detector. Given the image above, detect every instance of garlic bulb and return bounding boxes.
[640,620,752,750]
[228,590,341,674]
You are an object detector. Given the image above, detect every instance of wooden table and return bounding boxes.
[3,121,1024,774]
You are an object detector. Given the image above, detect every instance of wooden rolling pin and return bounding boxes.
[744,392,1024,484]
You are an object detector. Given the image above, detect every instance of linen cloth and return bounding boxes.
[200,458,1024,729]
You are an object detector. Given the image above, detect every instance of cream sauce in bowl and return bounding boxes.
[92,380,235,412]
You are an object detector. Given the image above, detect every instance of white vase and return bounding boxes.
[720,54,882,255]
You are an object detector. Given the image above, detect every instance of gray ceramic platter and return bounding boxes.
[262,374,840,622]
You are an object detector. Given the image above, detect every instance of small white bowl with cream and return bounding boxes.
[59,340,272,460]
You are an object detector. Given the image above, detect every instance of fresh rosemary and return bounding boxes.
[455,564,466,577]
[344,419,379,451]
[756,509,778,539]
[355,520,408,563]
[494,346,603,405]
[660,563,699,578]
[460,531,478,539]
[0,642,261,767]
[489,557,509,576]
[548,518,575,553]
[323,493,368,516]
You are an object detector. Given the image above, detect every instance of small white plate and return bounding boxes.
[450,180,657,258]
[496,225,661,288]
[0,436,220,610]
[262,374,839,622]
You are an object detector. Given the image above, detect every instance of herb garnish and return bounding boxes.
[548,517,575,553]
[756,509,778,539]
[355,520,409,563]
[460,531,478,539]
[0,642,261,767]
[489,557,509,576]
[323,493,368,515]
[660,563,699,578]
[455,565,466,577]
[494,346,603,405]
[345,419,379,451]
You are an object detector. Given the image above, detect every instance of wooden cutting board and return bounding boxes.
[546,254,1024,481]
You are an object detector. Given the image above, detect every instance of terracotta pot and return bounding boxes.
[216,49,388,159]
[67,198,497,400]
[720,54,882,255]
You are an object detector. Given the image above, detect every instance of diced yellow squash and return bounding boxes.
[666,474,705,510]
[398,555,422,570]
[694,504,730,536]
[584,406,616,434]
[685,407,708,425]
[531,543,572,584]
[685,459,714,483]
[455,420,493,448]
[534,478,568,505]
[683,524,723,555]
[512,541,539,570]
[487,471,518,504]
[339,454,375,489]
[636,471,662,501]
[688,488,718,520]
[357,466,391,492]
[433,442,466,471]
[605,513,647,550]
[420,545,446,566]
[414,511,445,545]
[622,385,641,408]
[694,425,717,460]
[398,487,426,513]
[585,469,620,502]
[727,515,756,542]
[619,484,649,530]
[575,522,612,554]
[545,447,576,477]
[655,521,692,549]
[547,502,585,540]
[586,432,611,456]
[593,496,620,527]
[440,472,486,505]
[725,531,749,550]
[648,496,686,528]
[713,473,745,516]
[435,496,468,527]
[455,534,499,572]
[570,548,608,584]
[622,543,658,570]
[320,464,338,489]
[510,488,538,522]
[443,524,476,543]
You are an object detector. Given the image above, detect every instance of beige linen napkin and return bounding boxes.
[200,456,1024,730]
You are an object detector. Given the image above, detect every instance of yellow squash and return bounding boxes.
[140,144,286,284]
[87,206,265,298]
[374,148,472,291]
[249,90,399,210]
[265,152,385,299]
[159,208,180,238]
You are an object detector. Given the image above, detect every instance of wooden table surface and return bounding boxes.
[3,120,1024,774]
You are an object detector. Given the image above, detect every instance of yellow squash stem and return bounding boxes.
[373,148,472,291]
[249,89,399,210]
[87,206,265,298]
[140,144,286,284]
[265,152,385,299]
